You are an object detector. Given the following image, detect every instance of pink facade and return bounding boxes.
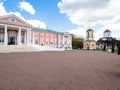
[31,29,72,49]
[0,14,72,49]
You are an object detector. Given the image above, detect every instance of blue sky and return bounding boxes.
[1,0,77,31]
[0,0,120,40]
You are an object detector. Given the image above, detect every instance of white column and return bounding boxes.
[29,29,31,43]
[58,35,60,47]
[33,32,35,44]
[67,36,69,46]
[26,28,32,44]
[18,27,21,45]
[62,35,65,48]
[62,35,64,45]
[27,28,30,44]
[24,31,27,44]
[4,25,8,45]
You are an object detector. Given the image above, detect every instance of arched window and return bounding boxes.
[88,32,89,37]
[91,33,93,37]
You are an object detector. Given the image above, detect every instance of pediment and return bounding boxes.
[0,14,32,28]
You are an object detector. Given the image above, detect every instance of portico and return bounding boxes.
[0,24,31,45]
[0,14,32,45]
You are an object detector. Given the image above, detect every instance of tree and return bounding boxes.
[118,46,120,55]
[72,34,84,49]
[118,41,120,55]
[111,44,115,53]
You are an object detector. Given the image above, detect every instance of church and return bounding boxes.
[83,28,96,50]
[97,29,118,50]
[0,14,72,49]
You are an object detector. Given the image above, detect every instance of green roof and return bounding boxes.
[87,28,93,32]
[32,27,63,34]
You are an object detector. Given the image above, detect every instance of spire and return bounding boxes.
[88,19,91,29]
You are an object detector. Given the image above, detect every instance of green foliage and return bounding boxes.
[118,45,120,55]
[72,34,84,49]
[111,45,115,53]
[117,41,120,55]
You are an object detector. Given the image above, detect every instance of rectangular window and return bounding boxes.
[40,37,44,46]
[50,39,53,45]
[35,38,38,44]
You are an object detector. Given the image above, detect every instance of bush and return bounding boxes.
[117,46,120,55]
[103,45,106,51]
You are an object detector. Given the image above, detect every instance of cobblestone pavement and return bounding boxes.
[0,50,120,90]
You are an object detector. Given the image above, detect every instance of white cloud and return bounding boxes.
[0,2,46,29]
[58,0,120,26]
[68,27,86,38]
[58,0,120,40]
[26,20,47,28]
[94,22,120,40]
[0,2,7,15]
[18,1,35,15]
[8,12,47,28]
[9,12,47,28]
[9,11,25,20]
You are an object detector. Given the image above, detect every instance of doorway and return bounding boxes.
[9,36,15,45]
[8,31,17,45]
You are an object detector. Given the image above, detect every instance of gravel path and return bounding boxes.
[0,50,120,90]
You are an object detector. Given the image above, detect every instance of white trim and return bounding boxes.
[0,24,31,30]
[0,14,32,27]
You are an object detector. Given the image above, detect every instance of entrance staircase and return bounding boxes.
[0,44,64,53]
[0,45,39,53]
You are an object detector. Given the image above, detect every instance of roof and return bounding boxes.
[0,14,32,28]
[104,29,111,33]
[32,27,63,34]
[97,37,116,42]
[86,28,93,32]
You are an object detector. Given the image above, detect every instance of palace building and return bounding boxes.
[83,28,96,50]
[0,14,72,49]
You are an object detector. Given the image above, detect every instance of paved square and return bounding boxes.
[0,50,120,90]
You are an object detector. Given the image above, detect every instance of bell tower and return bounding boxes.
[86,29,94,40]
[83,21,96,50]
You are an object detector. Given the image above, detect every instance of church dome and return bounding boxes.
[104,29,111,33]
[86,28,93,32]
[103,29,111,37]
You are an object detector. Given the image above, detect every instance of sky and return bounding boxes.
[0,0,120,40]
